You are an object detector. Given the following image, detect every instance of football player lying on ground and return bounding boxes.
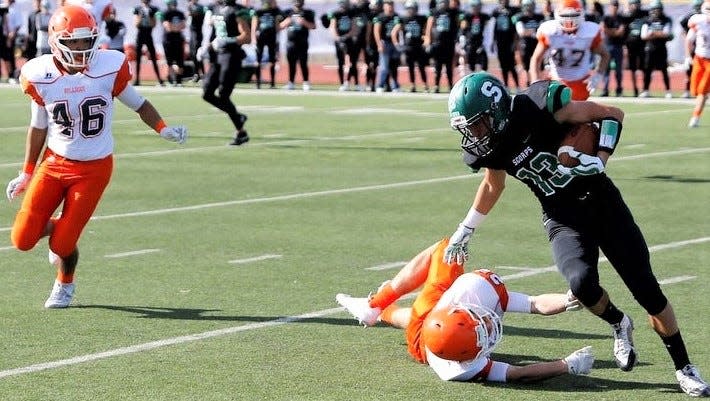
[336,237,594,382]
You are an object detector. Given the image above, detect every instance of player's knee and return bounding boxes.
[568,272,603,307]
[11,230,39,252]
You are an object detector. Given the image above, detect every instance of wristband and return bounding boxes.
[598,118,622,154]
[23,162,35,175]
[154,120,167,134]
[462,207,487,229]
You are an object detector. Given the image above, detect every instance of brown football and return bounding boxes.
[558,123,600,167]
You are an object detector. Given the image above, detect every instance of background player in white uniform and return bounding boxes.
[336,237,594,383]
[686,1,710,128]
[528,0,608,100]
[5,5,187,308]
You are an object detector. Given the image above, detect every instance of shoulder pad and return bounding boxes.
[85,50,126,78]
[20,55,61,84]
[520,80,571,113]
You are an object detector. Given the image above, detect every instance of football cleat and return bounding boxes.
[612,314,638,371]
[229,131,249,146]
[676,364,710,397]
[335,293,381,327]
[564,346,594,375]
[689,117,700,128]
[44,280,75,308]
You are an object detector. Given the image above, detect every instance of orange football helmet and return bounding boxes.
[422,303,502,362]
[48,5,99,69]
[555,0,584,33]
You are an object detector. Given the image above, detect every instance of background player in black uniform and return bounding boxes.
[459,0,490,74]
[623,0,648,97]
[424,0,462,93]
[350,0,371,91]
[373,0,400,92]
[639,0,672,98]
[328,0,358,91]
[160,0,187,86]
[512,0,543,87]
[279,0,316,91]
[443,72,710,398]
[600,0,625,97]
[392,0,428,92]
[187,0,208,82]
[364,0,384,92]
[203,0,251,145]
[133,0,165,86]
[251,0,282,89]
[490,0,520,91]
[679,0,702,99]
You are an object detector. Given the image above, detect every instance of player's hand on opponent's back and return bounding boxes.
[159,125,188,144]
[444,224,474,265]
[6,172,32,201]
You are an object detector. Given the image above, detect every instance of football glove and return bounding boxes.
[557,148,605,177]
[6,171,32,201]
[444,224,473,265]
[684,57,693,71]
[159,125,188,144]
[564,346,594,375]
[586,74,602,94]
[565,289,583,312]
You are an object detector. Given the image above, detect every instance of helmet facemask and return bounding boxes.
[556,5,583,33]
[451,106,505,158]
[51,28,99,70]
[452,303,503,360]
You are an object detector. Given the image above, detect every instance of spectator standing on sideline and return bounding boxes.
[34,0,53,56]
[623,0,648,97]
[2,0,22,84]
[680,0,703,99]
[104,7,126,52]
[512,0,543,87]
[160,0,187,86]
[373,0,400,92]
[202,0,250,145]
[392,0,429,92]
[600,0,625,97]
[490,0,520,91]
[133,0,164,86]
[685,0,710,128]
[25,0,42,60]
[279,0,316,91]
[328,0,357,91]
[187,0,208,82]
[639,0,672,98]
[251,0,282,89]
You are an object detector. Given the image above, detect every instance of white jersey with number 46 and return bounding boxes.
[536,20,603,81]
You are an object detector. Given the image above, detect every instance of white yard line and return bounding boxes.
[0,236,705,379]
[228,254,282,264]
[104,249,161,259]
[658,276,697,285]
[364,261,408,271]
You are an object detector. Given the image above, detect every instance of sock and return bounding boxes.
[662,331,691,371]
[368,282,400,310]
[57,269,74,284]
[378,304,400,326]
[599,301,624,325]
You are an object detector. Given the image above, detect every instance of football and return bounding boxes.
[557,123,600,168]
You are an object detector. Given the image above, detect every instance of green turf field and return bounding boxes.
[0,86,708,401]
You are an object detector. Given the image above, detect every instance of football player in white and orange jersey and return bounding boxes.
[528,0,609,100]
[5,5,187,308]
[686,1,710,128]
[336,237,594,383]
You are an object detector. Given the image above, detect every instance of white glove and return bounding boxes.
[564,346,594,375]
[586,74,602,94]
[159,125,188,144]
[211,37,226,51]
[444,224,473,265]
[557,147,605,176]
[6,171,32,201]
[684,56,693,71]
[565,289,582,311]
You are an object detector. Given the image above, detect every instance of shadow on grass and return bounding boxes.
[628,175,710,184]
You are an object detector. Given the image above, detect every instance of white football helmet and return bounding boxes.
[48,5,100,70]
[555,0,584,33]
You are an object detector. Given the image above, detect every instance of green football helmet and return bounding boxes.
[448,72,512,158]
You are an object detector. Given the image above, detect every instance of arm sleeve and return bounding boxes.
[30,101,48,129]
[486,361,511,382]
[506,291,533,313]
[116,85,147,111]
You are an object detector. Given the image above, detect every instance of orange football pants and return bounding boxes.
[405,238,464,364]
[11,149,113,258]
[561,78,590,101]
[690,56,710,97]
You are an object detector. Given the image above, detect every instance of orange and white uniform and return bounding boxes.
[405,239,534,381]
[11,50,133,257]
[687,13,710,96]
[536,19,603,100]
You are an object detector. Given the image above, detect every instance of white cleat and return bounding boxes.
[639,90,649,98]
[612,314,638,371]
[689,117,700,128]
[564,346,594,375]
[44,280,75,308]
[677,364,710,397]
[335,293,381,327]
[302,82,311,92]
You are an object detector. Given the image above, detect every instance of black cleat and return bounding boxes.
[229,131,249,146]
